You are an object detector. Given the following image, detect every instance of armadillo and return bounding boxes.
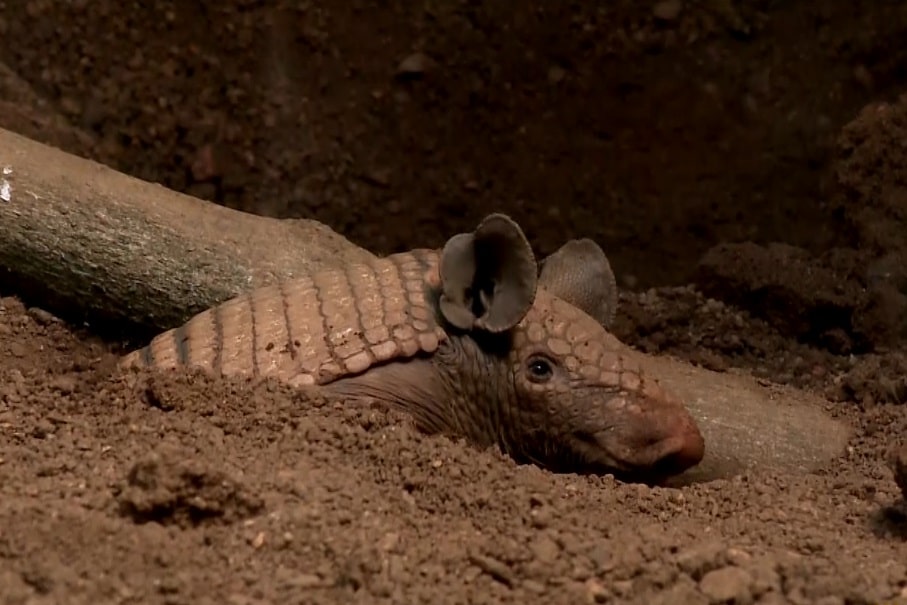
[120,214,705,483]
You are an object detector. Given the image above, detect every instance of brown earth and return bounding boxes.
[1,1,907,603]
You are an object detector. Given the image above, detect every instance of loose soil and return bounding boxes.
[1,1,907,604]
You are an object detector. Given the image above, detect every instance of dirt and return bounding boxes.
[1,1,907,603]
[1,297,905,605]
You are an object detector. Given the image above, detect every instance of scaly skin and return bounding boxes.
[120,248,705,482]
[120,249,446,386]
[503,292,699,476]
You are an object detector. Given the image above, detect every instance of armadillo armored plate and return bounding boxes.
[626,351,852,485]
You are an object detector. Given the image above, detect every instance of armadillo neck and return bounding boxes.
[429,334,519,451]
[319,335,514,452]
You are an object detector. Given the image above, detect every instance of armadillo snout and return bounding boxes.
[601,392,705,481]
[646,419,705,478]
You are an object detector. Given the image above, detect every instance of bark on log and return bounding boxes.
[0,127,375,342]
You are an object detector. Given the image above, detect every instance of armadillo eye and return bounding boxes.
[526,356,554,383]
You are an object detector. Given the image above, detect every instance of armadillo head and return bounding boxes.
[437,214,705,484]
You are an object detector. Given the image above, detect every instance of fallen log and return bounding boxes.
[0,127,375,342]
[0,126,851,484]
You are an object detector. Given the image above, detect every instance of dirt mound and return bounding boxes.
[2,288,907,604]
[689,93,907,356]
[117,447,265,527]
[834,96,907,256]
[695,243,870,353]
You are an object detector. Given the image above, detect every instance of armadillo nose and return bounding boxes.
[654,424,705,476]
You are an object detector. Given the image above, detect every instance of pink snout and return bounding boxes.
[600,393,706,480]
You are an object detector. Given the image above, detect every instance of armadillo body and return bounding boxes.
[121,249,449,387]
[121,214,705,483]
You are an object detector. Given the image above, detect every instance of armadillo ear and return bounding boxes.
[437,232,479,331]
[538,238,619,329]
[439,213,538,333]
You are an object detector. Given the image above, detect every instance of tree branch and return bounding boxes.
[0,127,375,342]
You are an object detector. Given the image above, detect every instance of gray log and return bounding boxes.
[0,127,375,341]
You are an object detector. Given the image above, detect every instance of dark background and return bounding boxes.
[3,1,905,286]
[2,0,906,390]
